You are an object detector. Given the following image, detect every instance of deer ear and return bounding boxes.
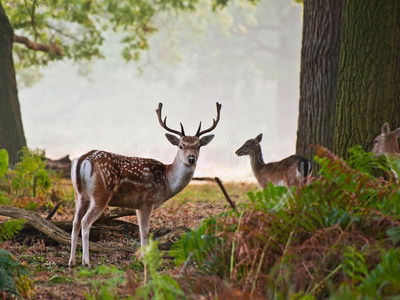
[381,123,390,136]
[200,134,215,147]
[394,128,400,139]
[165,134,180,146]
[255,133,263,143]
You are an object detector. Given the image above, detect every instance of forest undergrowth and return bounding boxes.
[169,145,400,299]
[1,145,400,299]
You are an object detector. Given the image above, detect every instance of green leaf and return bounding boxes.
[0,149,9,181]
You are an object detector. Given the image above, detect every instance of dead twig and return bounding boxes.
[46,201,63,220]
[192,176,238,212]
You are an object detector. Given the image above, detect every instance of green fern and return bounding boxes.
[136,238,184,300]
[342,246,368,282]
[169,216,218,267]
[170,145,400,298]
[386,226,400,244]
[0,219,26,241]
[0,249,30,299]
[357,247,400,296]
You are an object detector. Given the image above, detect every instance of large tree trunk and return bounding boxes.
[333,0,400,158]
[0,3,27,166]
[296,0,342,161]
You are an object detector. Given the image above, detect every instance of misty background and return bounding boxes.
[17,1,303,182]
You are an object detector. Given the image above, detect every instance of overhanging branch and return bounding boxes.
[13,34,63,56]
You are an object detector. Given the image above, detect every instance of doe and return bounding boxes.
[371,122,400,156]
[69,102,221,267]
[236,133,312,188]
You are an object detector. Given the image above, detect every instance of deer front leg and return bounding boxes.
[136,205,154,252]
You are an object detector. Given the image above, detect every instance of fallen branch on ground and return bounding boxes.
[0,205,135,254]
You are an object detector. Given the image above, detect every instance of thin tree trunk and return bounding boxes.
[296,0,342,162]
[333,0,400,158]
[0,3,27,166]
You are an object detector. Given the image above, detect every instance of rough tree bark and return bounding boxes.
[296,0,343,161]
[0,3,26,166]
[333,0,400,158]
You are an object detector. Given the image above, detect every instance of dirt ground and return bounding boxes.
[1,181,258,299]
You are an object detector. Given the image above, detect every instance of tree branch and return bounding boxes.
[192,176,238,212]
[13,34,63,56]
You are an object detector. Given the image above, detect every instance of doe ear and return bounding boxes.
[199,134,215,147]
[165,133,180,146]
[394,128,400,139]
[255,133,263,143]
[381,123,390,136]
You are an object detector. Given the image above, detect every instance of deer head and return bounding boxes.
[235,133,263,157]
[371,122,400,156]
[156,102,221,166]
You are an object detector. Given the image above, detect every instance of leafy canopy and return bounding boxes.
[4,0,258,69]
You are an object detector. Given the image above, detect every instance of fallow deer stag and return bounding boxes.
[236,133,312,188]
[69,102,221,267]
[371,122,400,156]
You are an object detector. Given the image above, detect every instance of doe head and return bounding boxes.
[371,123,400,156]
[156,102,221,166]
[236,133,263,156]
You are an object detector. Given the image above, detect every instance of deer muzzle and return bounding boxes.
[187,155,196,165]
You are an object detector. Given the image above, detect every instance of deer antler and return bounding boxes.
[156,103,185,136]
[196,102,222,137]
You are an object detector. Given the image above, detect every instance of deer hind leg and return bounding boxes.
[69,192,89,267]
[136,205,155,252]
[80,197,108,267]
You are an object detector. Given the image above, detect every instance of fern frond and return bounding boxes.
[0,219,26,241]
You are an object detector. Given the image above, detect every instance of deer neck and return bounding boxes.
[249,145,265,175]
[166,155,195,197]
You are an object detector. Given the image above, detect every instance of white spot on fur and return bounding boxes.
[274,180,286,187]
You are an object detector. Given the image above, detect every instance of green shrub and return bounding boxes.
[0,149,9,182]
[0,147,63,210]
[11,147,52,198]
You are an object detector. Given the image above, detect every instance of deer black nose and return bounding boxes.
[188,155,196,165]
[236,149,244,156]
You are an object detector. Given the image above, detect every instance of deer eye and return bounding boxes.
[179,145,183,149]
[245,145,249,148]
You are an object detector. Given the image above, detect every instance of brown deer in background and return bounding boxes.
[236,133,312,188]
[69,102,221,267]
[371,122,400,156]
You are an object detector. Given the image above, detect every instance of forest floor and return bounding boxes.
[1,180,259,300]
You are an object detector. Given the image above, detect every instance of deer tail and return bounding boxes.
[298,158,312,178]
